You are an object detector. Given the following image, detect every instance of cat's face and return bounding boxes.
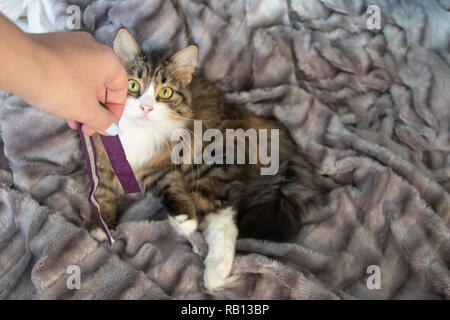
[113,29,197,132]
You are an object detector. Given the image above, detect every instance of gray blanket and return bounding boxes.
[1,0,449,299]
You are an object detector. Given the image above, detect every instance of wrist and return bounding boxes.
[22,34,55,90]
[15,33,63,115]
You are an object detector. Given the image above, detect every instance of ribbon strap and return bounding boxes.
[79,129,141,245]
[99,135,141,193]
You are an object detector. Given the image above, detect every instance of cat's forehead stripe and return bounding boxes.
[127,55,157,79]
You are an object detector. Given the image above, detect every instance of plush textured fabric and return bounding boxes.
[0,0,449,299]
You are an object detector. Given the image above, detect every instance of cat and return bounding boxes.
[89,28,328,291]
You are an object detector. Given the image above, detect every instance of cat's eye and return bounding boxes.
[158,87,173,99]
[128,79,140,93]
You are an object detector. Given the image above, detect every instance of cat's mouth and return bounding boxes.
[140,114,152,121]
[121,112,154,125]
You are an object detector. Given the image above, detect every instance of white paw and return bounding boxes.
[175,214,188,222]
[90,227,108,242]
[179,219,198,235]
[203,256,234,291]
[169,215,198,236]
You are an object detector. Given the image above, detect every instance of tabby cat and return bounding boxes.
[90,29,327,291]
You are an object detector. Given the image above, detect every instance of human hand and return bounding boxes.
[25,31,127,135]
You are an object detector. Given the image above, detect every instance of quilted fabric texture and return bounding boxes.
[0,0,449,299]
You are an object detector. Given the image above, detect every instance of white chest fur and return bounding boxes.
[118,117,158,171]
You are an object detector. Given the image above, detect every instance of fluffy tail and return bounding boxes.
[237,159,327,242]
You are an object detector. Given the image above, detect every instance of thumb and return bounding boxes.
[81,101,120,136]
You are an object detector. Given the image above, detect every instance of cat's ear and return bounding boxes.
[114,28,141,65]
[169,45,198,86]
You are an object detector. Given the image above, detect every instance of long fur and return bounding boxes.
[90,29,328,290]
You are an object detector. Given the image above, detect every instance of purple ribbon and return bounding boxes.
[99,135,141,194]
[79,128,141,245]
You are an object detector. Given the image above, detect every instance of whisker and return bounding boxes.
[173,115,220,122]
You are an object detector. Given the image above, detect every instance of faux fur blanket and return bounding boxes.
[0,0,449,299]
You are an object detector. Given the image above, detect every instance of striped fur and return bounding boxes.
[90,29,328,244]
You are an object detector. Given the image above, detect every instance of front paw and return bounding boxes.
[90,227,108,242]
[169,214,198,236]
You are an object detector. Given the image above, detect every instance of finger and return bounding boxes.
[82,100,120,136]
[103,52,128,120]
[104,100,126,122]
[66,119,80,130]
[96,85,106,104]
[80,123,96,136]
[97,84,126,122]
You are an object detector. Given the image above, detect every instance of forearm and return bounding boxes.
[0,13,50,102]
[0,12,126,135]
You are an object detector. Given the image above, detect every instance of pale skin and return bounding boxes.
[0,13,128,136]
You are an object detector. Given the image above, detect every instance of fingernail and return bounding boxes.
[105,122,120,136]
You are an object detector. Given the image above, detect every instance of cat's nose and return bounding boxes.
[140,105,154,113]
